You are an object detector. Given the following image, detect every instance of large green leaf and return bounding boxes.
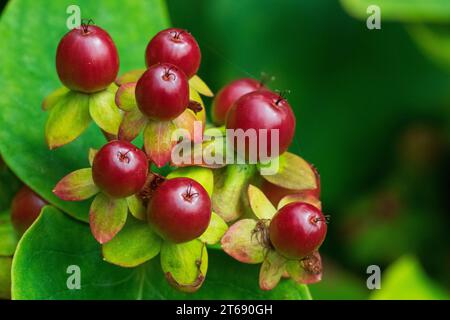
[0,0,169,222]
[0,210,18,257]
[12,206,309,299]
[340,0,450,23]
[370,255,449,300]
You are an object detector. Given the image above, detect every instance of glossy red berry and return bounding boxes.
[11,186,47,234]
[212,78,263,125]
[261,163,321,206]
[145,28,201,78]
[135,63,189,120]
[56,24,119,93]
[148,177,211,243]
[269,202,327,260]
[226,90,296,160]
[92,140,148,198]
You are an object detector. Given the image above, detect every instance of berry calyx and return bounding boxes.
[261,163,321,206]
[269,202,327,260]
[212,78,263,125]
[11,186,47,234]
[92,140,148,198]
[56,23,119,93]
[148,177,211,243]
[226,90,296,160]
[145,28,201,79]
[135,63,189,120]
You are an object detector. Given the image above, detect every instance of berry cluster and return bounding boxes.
[43,20,328,292]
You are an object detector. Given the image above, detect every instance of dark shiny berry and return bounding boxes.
[135,63,189,121]
[226,90,296,160]
[212,78,263,125]
[92,140,148,198]
[56,24,119,93]
[269,202,327,260]
[145,28,201,79]
[11,186,47,234]
[148,177,211,243]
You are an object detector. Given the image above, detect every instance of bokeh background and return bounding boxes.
[0,0,449,299]
[165,0,450,299]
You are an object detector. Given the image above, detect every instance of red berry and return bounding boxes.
[269,202,327,260]
[145,28,201,78]
[56,24,119,93]
[261,163,321,206]
[148,177,211,243]
[212,78,263,125]
[135,63,189,120]
[11,186,47,234]
[92,140,148,198]
[226,90,296,160]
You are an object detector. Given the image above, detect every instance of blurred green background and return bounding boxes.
[0,0,449,299]
[165,0,450,299]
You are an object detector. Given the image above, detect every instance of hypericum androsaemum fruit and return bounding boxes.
[135,63,189,121]
[212,78,263,125]
[269,202,327,260]
[92,140,148,198]
[261,163,321,206]
[11,186,47,234]
[226,90,296,160]
[148,177,211,243]
[145,28,201,79]
[56,23,119,93]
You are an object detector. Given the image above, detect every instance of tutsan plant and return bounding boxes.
[0,1,328,299]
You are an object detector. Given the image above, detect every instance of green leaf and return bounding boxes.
[278,194,322,210]
[340,0,450,23]
[126,195,146,221]
[115,69,145,86]
[118,108,148,142]
[370,255,450,300]
[0,0,169,222]
[248,184,277,220]
[167,166,214,196]
[12,207,309,299]
[0,210,18,257]
[88,148,98,167]
[115,82,137,112]
[89,193,128,244]
[199,212,228,245]
[0,257,12,299]
[259,250,286,291]
[408,25,450,73]
[53,168,99,201]
[89,87,122,135]
[189,75,214,97]
[144,120,177,168]
[102,217,162,268]
[221,219,266,264]
[172,109,203,143]
[45,91,91,149]
[259,152,317,191]
[212,164,257,222]
[41,86,69,111]
[161,240,208,292]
